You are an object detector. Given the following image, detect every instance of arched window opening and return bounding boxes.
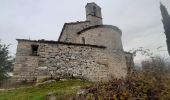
[93,6,97,16]
[82,37,85,44]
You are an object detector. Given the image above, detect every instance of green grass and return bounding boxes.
[0,80,92,100]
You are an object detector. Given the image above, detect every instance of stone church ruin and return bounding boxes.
[12,3,134,82]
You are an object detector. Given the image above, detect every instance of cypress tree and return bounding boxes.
[160,2,170,55]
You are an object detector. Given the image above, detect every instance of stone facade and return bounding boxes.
[58,21,91,43]
[13,40,39,81]
[13,40,128,82]
[12,2,134,82]
[76,25,123,51]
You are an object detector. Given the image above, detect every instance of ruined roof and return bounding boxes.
[77,25,122,35]
[16,39,106,49]
[58,21,90,41]
[85,2,101,9]
[64,21,90,25]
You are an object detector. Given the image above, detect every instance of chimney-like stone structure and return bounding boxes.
[86,2,103,25]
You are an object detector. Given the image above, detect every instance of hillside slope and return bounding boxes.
[0,80,91,100]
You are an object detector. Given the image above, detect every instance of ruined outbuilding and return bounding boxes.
[13,3,134,82]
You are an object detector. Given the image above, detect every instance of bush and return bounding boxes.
[75,77,170,100]
[75,56,170,100]
[0,40,14,86]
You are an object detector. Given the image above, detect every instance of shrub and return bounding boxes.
[75,56,170,100]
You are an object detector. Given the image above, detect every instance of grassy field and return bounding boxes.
[0,80,91,100]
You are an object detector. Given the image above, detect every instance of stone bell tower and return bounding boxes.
[86,2,103,25]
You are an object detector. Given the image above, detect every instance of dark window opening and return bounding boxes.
[65,38,68,42]
[93,6,97,16]
[82,37,85,44]
[31,45,39,56]
[65,38,70,42]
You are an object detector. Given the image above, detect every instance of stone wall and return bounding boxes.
[13,41,39,82]
[37,42,127,81]
[76,25,123,52]
[58,21,91,43]
[13,40,128,82]
[37,42,110,82]
[86,15,103,25]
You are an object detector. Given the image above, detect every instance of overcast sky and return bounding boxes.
[0,0,170,63]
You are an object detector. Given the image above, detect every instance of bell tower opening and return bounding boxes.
[82,37,85,44]
[93,6,97,16]
[86,2,103,25]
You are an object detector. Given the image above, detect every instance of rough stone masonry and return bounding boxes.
[12,2,134,82]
